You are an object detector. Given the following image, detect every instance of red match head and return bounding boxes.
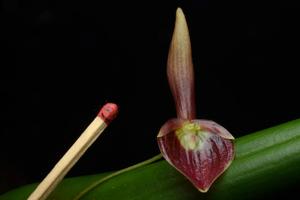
[98,103,118,124]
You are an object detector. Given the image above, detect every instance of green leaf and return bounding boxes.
[2,119,300,200]
[0,173,111,200]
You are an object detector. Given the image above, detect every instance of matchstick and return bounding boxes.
[27,103,118,200]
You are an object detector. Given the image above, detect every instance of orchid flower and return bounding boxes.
[157,8,235,192]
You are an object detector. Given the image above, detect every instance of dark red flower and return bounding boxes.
[157,8,235,192]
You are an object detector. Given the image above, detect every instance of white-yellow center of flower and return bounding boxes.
[176,123,210,150]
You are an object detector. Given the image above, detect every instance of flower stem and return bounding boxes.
[73,154,163,200]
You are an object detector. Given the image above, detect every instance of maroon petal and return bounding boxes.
[157,121,234,192]
[192,119,235,140]
[157,118,186,138]
[167,8,196,120]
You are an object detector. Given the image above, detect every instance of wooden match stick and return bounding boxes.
[27,103,118,200]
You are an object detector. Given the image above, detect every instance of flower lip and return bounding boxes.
[157,120,234,192]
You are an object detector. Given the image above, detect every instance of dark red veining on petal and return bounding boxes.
[157,123,234,192]
[98,103,118,124]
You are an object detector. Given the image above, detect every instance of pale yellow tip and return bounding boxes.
[176,7,185,22]
[176,7,183,15]
[173,7,189,43]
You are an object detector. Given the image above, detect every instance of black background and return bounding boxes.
[1,0,300,195]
